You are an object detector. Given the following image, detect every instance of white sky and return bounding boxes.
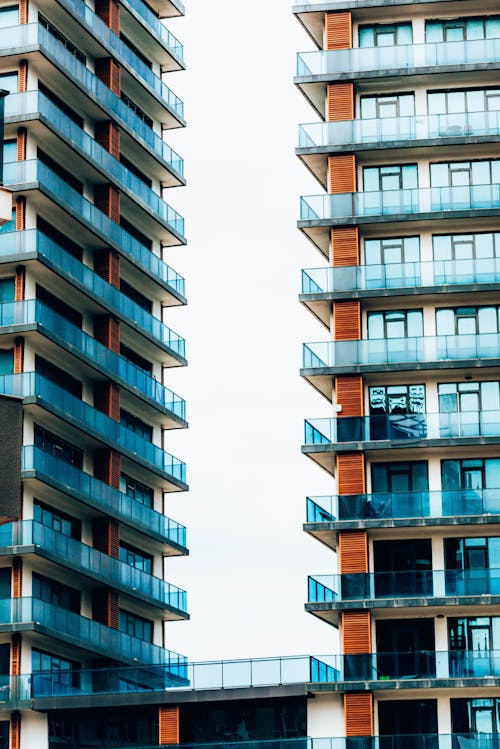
[159,0,337,662]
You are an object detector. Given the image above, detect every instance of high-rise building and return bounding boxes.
[0,0,189,745]
[296,0,500,745]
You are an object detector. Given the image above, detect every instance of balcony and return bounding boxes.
[0,299,186,423]
[302,335,500,396]
[0,373,187,489]
[0,521,187,617]
[22,446,187,551]
[296,39,500,117]
[0,23,183,181]
[0,597,187,666]
[299,185,500,256]
[119,0,184,69]
[3,161,186,299]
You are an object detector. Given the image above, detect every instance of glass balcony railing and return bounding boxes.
[22,446,187,548]
[0,521,187,612]
[296,38,500,77]
[0,229,184,353]
[302,334,500,370]
[6,91,184,216]
[11,23,184,175]
[298,110,500,149]
[301,258,500,295]
[121,0,184,62]
[62,0,184,119]
[306,488,500,524]
[0,373,186,484]
[308,567,500,603]
[0,597,186,665]
[0,298,185,420]
[304,411,500,446]
[3,159,186,293]
[300,184,500,222]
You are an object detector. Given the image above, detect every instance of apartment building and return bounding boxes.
[0,0,190,745]
[295,0,500,746]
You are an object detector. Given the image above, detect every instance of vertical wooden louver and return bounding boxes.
[13,338,24,374]
[328,155,356,194]
[331,227,359,267]
[16,128,26,161]
[10,635,21,676]
[93,449,121,489]
[95,121,120,160]
[95,0,120,34]
[325,12,352,50]
[344,693,373,736]
[95,58,121,95]
[94,249,120,288]
[327,84,354,122]
[17,61,28,92]
[333,301,361,340]
[19,0,28,23]
[94,185,120,223]
[10,711,21,749]
[342,611,371,654]
[14,267,25,302]
[339,531,368,574]
[335,376,363,417]
[15,199,25,232]
[159,706,180,745]
[11,558,22,598]
[94,315,120,354]
[93,518,119,558]
[92,589,119,628]
[337,454,365,495]
[94,381,120,421]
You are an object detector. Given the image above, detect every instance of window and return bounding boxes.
[119,609,153,642]
[445,537,500,572]
[367,309,423,339]
[426,16,500,43]
[38,14,86,64]
[364,236,420,265]
[359,22,412,47]
[120,473,154,507]
[0,350,12,376]
[436,306,500,336]
[451,697,500,735]
[369,384,425,415]
[430,159,500,188]
[0,72,17,95]
[32,649,79,695]
[363,164,418,192]
[120,278,152,313]
[35,355,82,398]
[37,148,83,195]
[428,87,500,116]
[360,93,414,120]
[120,343,153,374]
[0,279,13,303]
[32,573,80,612]
[3,140,15,164]
[0,6,18,28]
[36,285,82,328]
[38,81,83,129]
[120,543,152,574]
[34,425,83,469]
[34,500,79,539]
[371,461,429,493]
[121,92,153,129]
[120,409,153,442]
[442,458,500,491]
[433,232,500,261]
[438,381,500,413]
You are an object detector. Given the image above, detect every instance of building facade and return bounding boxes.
[0,0,190,745]
[296,0,500,746]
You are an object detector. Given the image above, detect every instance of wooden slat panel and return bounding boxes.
[108,590,119,629]
[331,227,359,267]
[326,83,354,122]
[93,449,121,489]
[14,267,24,302]
[159,706,179,745]
[95,58,121,95]
[336,376,363,417]
[94,382,120,421]
[92,589,119,628]
[344,692,373,736]
[325,12,352,50]
[328,155,356,194]
[95,0,120,34]
[94,315,121,353]
[10,635,21,676]
[19,0,28,24]
[337,454,365,495]
[339,531,368,574]
[95,121,120,160]
[342,611,371,654]
[13,338,23,374]
[16,128,26,161]
[11,558,22,598]
[94,249,120,288]
[10,711,21,749]
[333,301,360,341]
[17,61,28,92]
[15,198,25,232]
[94,185,120,223]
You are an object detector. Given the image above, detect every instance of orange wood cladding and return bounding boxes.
[94,315,120,354]
[13,338,24,374]
[18,61,28,91]
[93,518,119,558]
[342,611,371,654]
[95,0,119,34]
[94,381,120,421]
[335,376,363,417]
[16,128,26,161]
[94,249,120,288]
[331,227,359,267]
[326,84,354,122]
[159,706,180,745]
[95,58,121,95]
[325,12,352,50]
[10,711,21,749]
[344,693,374,736]
[14,267,25,302]
[339,531,368,574]
[333,301,361,340]
[337,454,365,495]
[10,634,21,676]
[11,558,22,598]
[94,185,120,223]
[15,198,26,232]
[328,155,356,194]
[95,121,120,160]
[92,589,119,628]
[19,0,28,23]
[93,449,121,489]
